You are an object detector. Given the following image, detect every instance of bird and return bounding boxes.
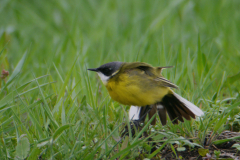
[88,61,204,125]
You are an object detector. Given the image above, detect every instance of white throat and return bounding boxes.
[97,72,110,85]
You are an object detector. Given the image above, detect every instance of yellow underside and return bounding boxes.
[106,73,170,106]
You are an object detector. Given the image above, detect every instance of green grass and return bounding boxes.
[1,0,240,159]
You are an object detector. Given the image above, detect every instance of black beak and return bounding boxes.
[87,68,98,72]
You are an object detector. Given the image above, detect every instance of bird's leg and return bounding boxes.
[130,105,153,131]
[139,105,153,122]
[138,105,158,153]
[121,106,152,137]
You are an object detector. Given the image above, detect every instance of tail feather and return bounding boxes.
[139,106,157,125]
[174,100,195,119]
[177,106,191,121]
[159,93,202,124]
[148,105,157,125]
[129,106,141,120]
[164,101,180,124]
[128,93,204,125]
[157,104,167,125]
[173,93,204,117]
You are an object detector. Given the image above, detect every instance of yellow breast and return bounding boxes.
[105,73,169,106]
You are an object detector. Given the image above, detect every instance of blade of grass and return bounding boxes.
[32,72,59,129]
[57,54,79,101]
[1,51,27,93]
[109,139,144,160]
[83,123,122,160]
[148,138,171,159]
[52,124,73,142]
[132,113,156,144]
[0,41,9,57]
[0,75,50,108]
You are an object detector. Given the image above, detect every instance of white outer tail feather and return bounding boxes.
[173,93,204,117]
[129,93,204,120]
[129,106,141,120]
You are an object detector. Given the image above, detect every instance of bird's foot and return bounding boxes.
[121,120,145,137]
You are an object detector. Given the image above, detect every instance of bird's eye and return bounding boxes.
[100,68,113,76]
[104,68,112,72]
[104,68,110,72]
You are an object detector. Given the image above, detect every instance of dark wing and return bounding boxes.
[137,65,178,89]
[136,65,155,76]
[154,77,178,89]
[122,62,155,76]
[136,64,178,89]
[156,66,177,89]
[123,62,178,89]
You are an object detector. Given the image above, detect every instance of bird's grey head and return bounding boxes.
[88,61,123,85]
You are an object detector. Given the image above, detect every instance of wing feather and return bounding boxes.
[122,62,177,88]
[154,77,178,89]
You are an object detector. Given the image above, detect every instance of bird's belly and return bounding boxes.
[106,79,169,106]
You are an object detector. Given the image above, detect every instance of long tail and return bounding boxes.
[129,93,204,125]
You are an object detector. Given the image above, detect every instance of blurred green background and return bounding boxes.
[1,0,240,73]
[1,0,240,159]
[1,0,240,96]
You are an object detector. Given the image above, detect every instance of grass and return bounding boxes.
[1,0,240,159]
